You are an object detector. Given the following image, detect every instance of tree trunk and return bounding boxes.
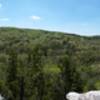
[19,77,24,100]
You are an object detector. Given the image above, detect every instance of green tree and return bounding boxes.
[32,44,45,100]
[58,44,84,100]
[25,44,45,100]
[6,50,18,100]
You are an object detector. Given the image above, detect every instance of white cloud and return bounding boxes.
[0,3,2,8]
[0,18,9,21]
[30,15,41,21]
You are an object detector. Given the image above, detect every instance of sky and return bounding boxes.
[0,0,100,36]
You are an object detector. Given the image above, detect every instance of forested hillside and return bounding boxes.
[0,27,100,100]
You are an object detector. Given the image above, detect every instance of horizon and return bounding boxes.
[1,26,100,37]
[0,0,100,36]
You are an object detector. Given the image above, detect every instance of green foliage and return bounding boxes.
[0,27,100,100]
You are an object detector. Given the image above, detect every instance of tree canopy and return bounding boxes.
[0,27,100,100]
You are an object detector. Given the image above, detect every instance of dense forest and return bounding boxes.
[0,27,100,100]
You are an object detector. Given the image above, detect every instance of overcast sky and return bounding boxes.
[0,0,100,36]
